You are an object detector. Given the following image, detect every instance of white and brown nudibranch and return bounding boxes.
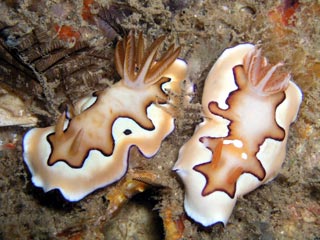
[23,32,187,201]
[173,43,302,226]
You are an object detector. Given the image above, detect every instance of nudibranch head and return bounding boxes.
[23,31,187,201]
[173,43,302,227]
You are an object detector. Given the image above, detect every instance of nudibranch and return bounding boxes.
[23,31,187,201]
[173,43,302,226]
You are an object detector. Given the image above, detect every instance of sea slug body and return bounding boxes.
[173,43,302,226]
[23,32,187,201]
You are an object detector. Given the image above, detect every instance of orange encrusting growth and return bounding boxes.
[268,0,299,37]
[193,48,290,198]
[82,0,95,21]
[268,0,299,27]
[54,24,80,42]
[53,0,96,42]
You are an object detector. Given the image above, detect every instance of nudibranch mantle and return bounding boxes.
[173,43,302,226]
[23,32,187,201]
